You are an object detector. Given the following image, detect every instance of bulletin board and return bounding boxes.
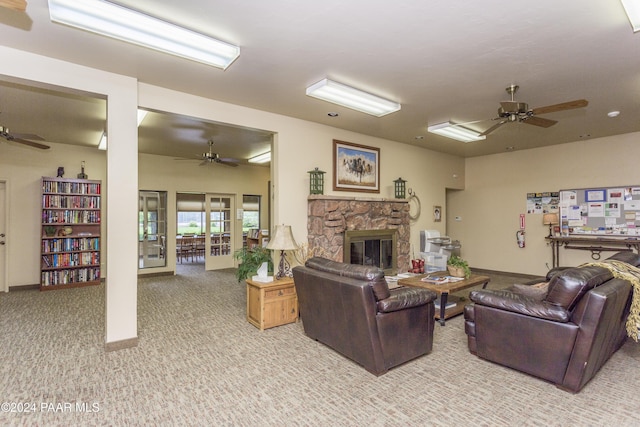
[559,186,640,236]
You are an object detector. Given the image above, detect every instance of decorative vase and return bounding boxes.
[448,265,466,278]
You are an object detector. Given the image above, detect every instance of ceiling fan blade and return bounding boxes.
[523,116,557,128]
[0,0,27,12]
[216,158,239,167]
[480,120,507,136]
[532,99,588,115]
[13,138,50,150]
[11,132,45,141]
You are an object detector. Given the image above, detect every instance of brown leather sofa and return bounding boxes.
[464,252,638,392]
[292,257,437,376]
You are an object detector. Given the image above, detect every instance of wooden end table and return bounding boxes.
[246,277,298,330]
[398,273,490,325]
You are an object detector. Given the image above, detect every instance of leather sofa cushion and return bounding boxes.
[606,251,640,266]
[377,288,436,313]
[544,266,612,310]
[305,257,390,300]
[509,282,549,301]
[470,289,570,322]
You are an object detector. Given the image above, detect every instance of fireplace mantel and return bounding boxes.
[307,195,410,272]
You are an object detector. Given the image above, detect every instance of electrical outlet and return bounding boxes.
[455,216,462,221]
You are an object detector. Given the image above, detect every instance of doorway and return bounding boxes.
[205,193,236,270]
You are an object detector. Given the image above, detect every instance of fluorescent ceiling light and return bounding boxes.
[98,132,107,150]
[137,109,148,126]
[97,109,147,150]
[248,152,271,163]
[306,78,401,117]
[427,122,486,143]
[621,0,640,32]
[48,0,240,69]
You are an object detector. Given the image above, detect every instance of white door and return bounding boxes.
[139,191,166,268]
[0,181,7,292]
[205,194,235,270]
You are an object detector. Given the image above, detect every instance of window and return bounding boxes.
[242,195,261,232]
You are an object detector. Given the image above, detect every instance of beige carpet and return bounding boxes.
[1,265,640,426]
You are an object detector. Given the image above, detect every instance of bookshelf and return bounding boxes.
[40,177,101,290]
[245,228,269,249]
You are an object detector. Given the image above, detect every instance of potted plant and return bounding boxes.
[447,254,471,279]
[233,246,274,282]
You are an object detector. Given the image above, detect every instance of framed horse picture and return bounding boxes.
[333,140,380,193]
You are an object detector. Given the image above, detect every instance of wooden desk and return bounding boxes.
[546,236,640,267]
[246,277,298,330]
[398,273,490,325]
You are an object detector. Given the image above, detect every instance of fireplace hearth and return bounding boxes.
[307,195,410,273]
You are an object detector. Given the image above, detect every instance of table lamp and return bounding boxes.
[543,213,559,237]
[266,225,299,279]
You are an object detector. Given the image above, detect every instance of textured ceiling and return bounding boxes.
[0,0,639,160]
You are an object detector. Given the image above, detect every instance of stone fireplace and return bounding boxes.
[307,195,410,273]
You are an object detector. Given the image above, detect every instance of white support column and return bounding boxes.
[104,84,139,350]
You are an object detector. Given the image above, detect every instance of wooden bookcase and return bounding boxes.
[245,228,269,249]
[40,177,101,290]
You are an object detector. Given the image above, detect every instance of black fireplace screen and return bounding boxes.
[344,229,397,274]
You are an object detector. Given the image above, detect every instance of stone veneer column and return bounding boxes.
[307,195,410,272]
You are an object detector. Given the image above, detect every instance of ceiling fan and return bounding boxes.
[0,126,50,150]
[177,139,239,167]
[479,85,588,136]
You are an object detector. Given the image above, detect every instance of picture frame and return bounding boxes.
[433,205,442,222]
[333,140,380,193]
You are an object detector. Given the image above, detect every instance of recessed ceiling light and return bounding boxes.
[327,112,339,117]
[607,111,620,118]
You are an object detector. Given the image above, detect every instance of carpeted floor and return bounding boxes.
[1,264,639,426]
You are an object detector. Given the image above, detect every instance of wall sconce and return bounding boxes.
[308,167,326,195]
[543,213,559,237]
[394,177,407,199]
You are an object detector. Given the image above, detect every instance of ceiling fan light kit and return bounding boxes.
[621,0,640,32]
[47,0,240,69]
[427,122,486,143]
[306,78,401,117]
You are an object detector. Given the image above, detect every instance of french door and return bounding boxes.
[205,193,235,270]
[139,191,167,268]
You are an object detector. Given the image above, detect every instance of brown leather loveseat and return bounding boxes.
[464,252,638,392]
[292,257,437,376]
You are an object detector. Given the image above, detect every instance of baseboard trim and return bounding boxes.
[105,337,138,352]
[138,271,175,278]
[9,284,40,291]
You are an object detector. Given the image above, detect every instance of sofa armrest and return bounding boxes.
[469,289,570,322]
[377,288,436,313]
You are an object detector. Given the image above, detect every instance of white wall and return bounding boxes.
[448,132,640,276]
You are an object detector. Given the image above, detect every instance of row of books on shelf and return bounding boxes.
[42,181,100,195]
[42,252,100,268]
[42,237,100,253]
[42,194,100,209]
[42,209,101,224]
[247,228,268,239]
[41,267,101,287]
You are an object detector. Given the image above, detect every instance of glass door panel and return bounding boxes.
[205,194,235,270]
[139,191,167,268]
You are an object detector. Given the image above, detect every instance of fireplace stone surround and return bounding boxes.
[306,195,410,273]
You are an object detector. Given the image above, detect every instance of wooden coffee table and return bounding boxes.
[398,273,490,325]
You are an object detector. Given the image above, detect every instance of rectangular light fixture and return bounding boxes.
[48,0,240,69]
[427,122,486,143]
[248,152,271,163]
[621,0,640,32]
[306,78,401,117]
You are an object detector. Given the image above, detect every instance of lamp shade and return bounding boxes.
[543,213,559,226]
[266,225,299,251]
